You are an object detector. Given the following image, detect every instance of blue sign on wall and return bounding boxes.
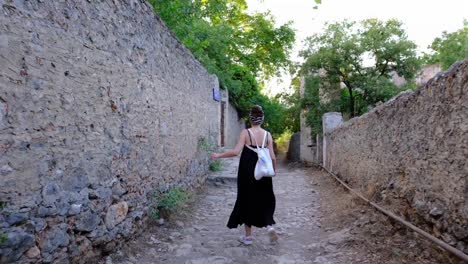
[213,87,221,102]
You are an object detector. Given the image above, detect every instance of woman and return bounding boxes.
[211,105,278,245]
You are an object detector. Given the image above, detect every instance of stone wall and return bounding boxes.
[322,112,343,168]
[286,132,301,162]
[324,60,468,252]
[224,103,245,148]
[299,75,323,165]
[415,64,442,86]
[300,111,316,164]
[0,0,228,262]
[299,76,315,164]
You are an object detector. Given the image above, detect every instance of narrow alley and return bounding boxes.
[1,2,466,264]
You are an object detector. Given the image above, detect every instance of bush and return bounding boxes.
[197,137,214,152]
[149,187,189,220]
[0,233,7,246]
[276,130,293,153]
[209,160,223,172]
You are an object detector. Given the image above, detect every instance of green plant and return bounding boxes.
[424,21,468,70]
[0,233,7,246]
[0,201,6,211]
[198,137,214,152]
[148,206,160,220]
[276,130,293,153]
[149,187,189,220]
[159,188,188,211]
[209,160,223,172]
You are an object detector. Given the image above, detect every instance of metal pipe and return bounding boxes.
[320,166,468,263]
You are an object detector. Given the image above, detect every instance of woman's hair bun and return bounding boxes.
[250,105,264,117]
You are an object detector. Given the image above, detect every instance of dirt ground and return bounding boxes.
[302,163,463,264]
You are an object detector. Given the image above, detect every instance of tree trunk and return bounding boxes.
[348,86,355,117]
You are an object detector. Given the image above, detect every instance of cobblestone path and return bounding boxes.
[107,155,456,264]
[108,157,339,264]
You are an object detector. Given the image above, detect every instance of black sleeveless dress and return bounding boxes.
[227,131,276,228]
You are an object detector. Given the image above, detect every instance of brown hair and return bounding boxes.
[250,105,264,118]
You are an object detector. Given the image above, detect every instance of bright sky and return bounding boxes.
[246,0,467,95]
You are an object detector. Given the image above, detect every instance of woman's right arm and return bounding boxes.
[211,130,247,159]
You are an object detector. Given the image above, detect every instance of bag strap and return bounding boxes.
[261,131,267,148]
[248,129,268,149]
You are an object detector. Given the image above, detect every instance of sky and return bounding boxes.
[246,0,467,95]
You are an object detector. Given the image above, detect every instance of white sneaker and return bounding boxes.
[239,235,254,245]
[267,227,278,243]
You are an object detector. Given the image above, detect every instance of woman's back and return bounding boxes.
[245,128,268,147]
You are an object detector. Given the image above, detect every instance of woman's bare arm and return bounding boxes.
[211,130,247,159]
[266,132,277,172]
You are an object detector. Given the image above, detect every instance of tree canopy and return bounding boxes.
[424,22,468,70]
[148,0,296,135]
[300,19,421,135]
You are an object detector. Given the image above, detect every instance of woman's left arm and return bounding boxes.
[267,132,277,172]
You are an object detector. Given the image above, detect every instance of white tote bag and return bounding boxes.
[246,129,275,180]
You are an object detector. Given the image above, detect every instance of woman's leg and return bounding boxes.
[245,225,252,237]
[267,225,278,243]
[239,225,253,245]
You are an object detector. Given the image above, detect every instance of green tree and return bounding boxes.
[425,22,468,70]
[300,19,420,126]
[301,75,343,136]
[148,0,295,134]
[277,76,302,133]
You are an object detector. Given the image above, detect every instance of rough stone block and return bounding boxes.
[42,183,61,206]
[0,165,13,176]
[38,226,70,254]
[68,204,82,216]
[75,211,101,233]
[4,212,29,226]
[25,246,40,259]
[105,202,129,230]
[322,112,343,134]
[0,230,35,263]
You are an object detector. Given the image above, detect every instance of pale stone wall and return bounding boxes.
[0,0,230,262]
[299,123,323,165]
[300,112,316,164]
[299,76,317,164]
[225,103,245,148]
[322,112,343,169]
[324,60,468,252]
[286,132,301,161]
[415,64,442,86]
